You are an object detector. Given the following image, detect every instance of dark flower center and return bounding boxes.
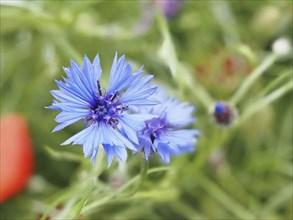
[84,81,128,128]
[143,117,168,143]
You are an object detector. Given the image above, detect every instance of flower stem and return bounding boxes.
[82,166,169,215]
[127,158,149,197]
[157,14,213,111]
[198,175,256,219]
[230,53,278,105]
[139,158,149,186]
[235,80,293,126]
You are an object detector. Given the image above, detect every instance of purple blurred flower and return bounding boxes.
[156,0,183,19]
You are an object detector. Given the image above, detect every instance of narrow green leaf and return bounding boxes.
[236,80,293,126]
[230,53,278,105]
[259,69,292,97]
[199,176,256,220]
[260,184,293,218]
[44,145,84,162]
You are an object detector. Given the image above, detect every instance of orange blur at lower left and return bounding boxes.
[0,113,34,203]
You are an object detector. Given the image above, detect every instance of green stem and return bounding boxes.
[199,175,257,219]
[192,127,229,171]
[82,166,169,215]
[49,31,82,63]
[71,185,94,218]
[260,184,293,218]
[127,158,149,197]
[258,69,292,97]
[41,153,104,219]
[210,1,240,46]
[44,145,84,162]
[235,80,293,126]
[170,200,207,219]
[40,189,73,220]
[230,53,278,105]
[157,14,213,110]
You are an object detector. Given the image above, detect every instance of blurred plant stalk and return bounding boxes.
[157,13,214,110]
[230,53,278,105]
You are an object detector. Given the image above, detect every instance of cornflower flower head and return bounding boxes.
[134,91,199,163]
[213,102,236,126]
[48,53,157,166]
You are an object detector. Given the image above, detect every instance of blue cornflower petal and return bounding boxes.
[68,60,96,102]
[62,124,97,146]
[50,90,92,109]
[82,54,101,94]
[159,129,200,147]
[133,137,152,160]
[91,148,99,164]
[113,145,128,162]
[55,80,92,106]
[157,143,178,163]
[108,53,141,94]
[144,91,195,127]
[55,109,90,123]
[103,144,115,167]
[52,118,81,133]
[61,71,94,105]
[119,75,158,106]
[143,143,152,160]
[62,123,136,155]
[92,54,102,79]
[166,102,195,127]
[98,123,137,151]
[118,114,153,144]
[176,144,196,154]
[53,109,90,132]
[103,144,127,167]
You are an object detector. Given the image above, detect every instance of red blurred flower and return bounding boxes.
[195,49,252,95]
[0,113,34,203]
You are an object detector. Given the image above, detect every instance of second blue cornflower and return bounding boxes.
[134,91,200,163]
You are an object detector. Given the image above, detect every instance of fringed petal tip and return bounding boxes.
[90,148,99,166]
[103,144,128,168]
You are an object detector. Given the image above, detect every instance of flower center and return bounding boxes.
[143,117,168,143]
[84,81,128,128]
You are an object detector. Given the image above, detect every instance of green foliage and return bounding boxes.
[1,1,292,219]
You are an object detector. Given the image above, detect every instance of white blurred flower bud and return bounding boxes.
[272,37,292,56]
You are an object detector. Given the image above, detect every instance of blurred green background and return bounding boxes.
[0,0,292,219]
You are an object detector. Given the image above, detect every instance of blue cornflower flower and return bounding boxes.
[134,91,199,163]
[48,53,157,166]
